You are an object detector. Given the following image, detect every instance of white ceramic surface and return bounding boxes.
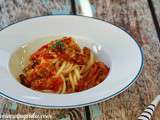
[0,15,143,108]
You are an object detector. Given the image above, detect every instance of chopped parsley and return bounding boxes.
[51,40,64,49]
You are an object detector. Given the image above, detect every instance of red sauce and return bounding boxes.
[19,37,110,93]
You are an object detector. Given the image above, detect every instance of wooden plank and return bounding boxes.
[150,0,160,41]
[76,0,160,119]
[151,0,160,26]
[0,0,86,120]
[0,0,72,29]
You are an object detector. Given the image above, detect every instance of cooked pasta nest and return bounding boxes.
[19,37,109,94]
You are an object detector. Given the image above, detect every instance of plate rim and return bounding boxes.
[0,15,144,108]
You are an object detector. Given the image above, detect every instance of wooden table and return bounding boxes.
[0,0,160,120]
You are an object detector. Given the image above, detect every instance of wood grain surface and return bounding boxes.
[152,0,160,26]
[0,0,160,120]
[0,0,72,29]
[75,0,160,119]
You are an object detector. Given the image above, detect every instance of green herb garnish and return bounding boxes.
[51,40,64,49]
[51,44,56,49]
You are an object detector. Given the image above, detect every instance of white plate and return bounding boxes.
[0,15,143,108]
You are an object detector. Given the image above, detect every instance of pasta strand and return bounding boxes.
[63,63,73,74]
[56,61,67,75]
[84,51,95,72]
[61,75,66,93]
[73,73,77,84]
[69,72,75,91]
[74,68,80,81]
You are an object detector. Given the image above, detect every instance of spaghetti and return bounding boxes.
[19,37,109,93]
